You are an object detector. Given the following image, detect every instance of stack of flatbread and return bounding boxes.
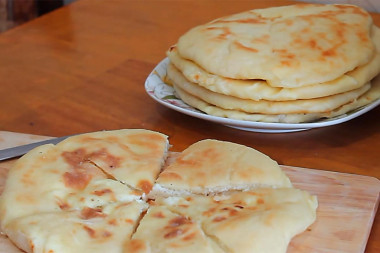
[0,129,318,253]
[166,4,380,123]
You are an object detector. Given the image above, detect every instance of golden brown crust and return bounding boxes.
[177,4,375,87]
[0,107,317,252]
[154,139,292,195]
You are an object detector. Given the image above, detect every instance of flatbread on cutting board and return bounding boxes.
[55,129,169,194]
[125,205,224,253]
[0,130,317,253]
[153,139,292,196]
[0,129,168,253]
[155,188,317,253]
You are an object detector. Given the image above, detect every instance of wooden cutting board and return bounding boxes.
[0,131,378,253]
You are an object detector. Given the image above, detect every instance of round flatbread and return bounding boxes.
[0,129,169,253]
[125,205,224,253]
[176,4,375,87]
[168,25,380,100]
[0,131,318,253]
[172,76,380,123]
[167,63,371,114]
[153,188,317,253]
[153,139,292,196]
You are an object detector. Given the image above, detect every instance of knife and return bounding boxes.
[0,135,74,161]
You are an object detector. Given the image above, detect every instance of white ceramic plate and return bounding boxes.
[145,58,380,133]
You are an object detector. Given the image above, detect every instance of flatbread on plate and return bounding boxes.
[177,4,375,87]
[173,78,380,123]
[168,63,371,114]
[168,27,380,101]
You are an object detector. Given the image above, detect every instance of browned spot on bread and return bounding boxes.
[168,216,191,227]
[164,217,192,238]
[234,41,258,53]
[29,241,34,251]
[201,147,221,161]
[83,225,96,238]
[164,228,185,239]
[295,3,321,9]
[212,18,266,25]
[127,132,167,153]
[308,39,318,49]
[335,4,369,17]
[280,19,294,26]
[80,207,106,219]
[203,207,217,217]
[153,211,166,218]
[90,149,122,169]
[138,180,153,194]
[125,218,134,224]
[62,148,122,170]
[273,49,287,54]
[322,48,337,57]
[125,239,147,251]
[57,200,71,210]
[63,171,91,190]
[356,31,370,43]
[221,207,238,216]
[175,156,201,167]
[160,171,183,181]
[285,53,295,59]
[251,34,269,44]
[273,49,296,60]
[213,216,227,222]
[183,232,197,241]
[62,148,86,167]
[280,60,293,67]
[206,26,232,41]
[301,27,310,34]
[229,209,238,216]
[21,168,36,186]
[93,188,112,196]
[108,219,118,225]
[257,198,265,204]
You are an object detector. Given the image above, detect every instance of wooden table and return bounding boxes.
[0,0,379,252]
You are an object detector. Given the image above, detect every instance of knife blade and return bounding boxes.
[0,135,74,161]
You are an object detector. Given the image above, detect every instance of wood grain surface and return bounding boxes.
[0,0,379,251]
[0,132,379,253]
